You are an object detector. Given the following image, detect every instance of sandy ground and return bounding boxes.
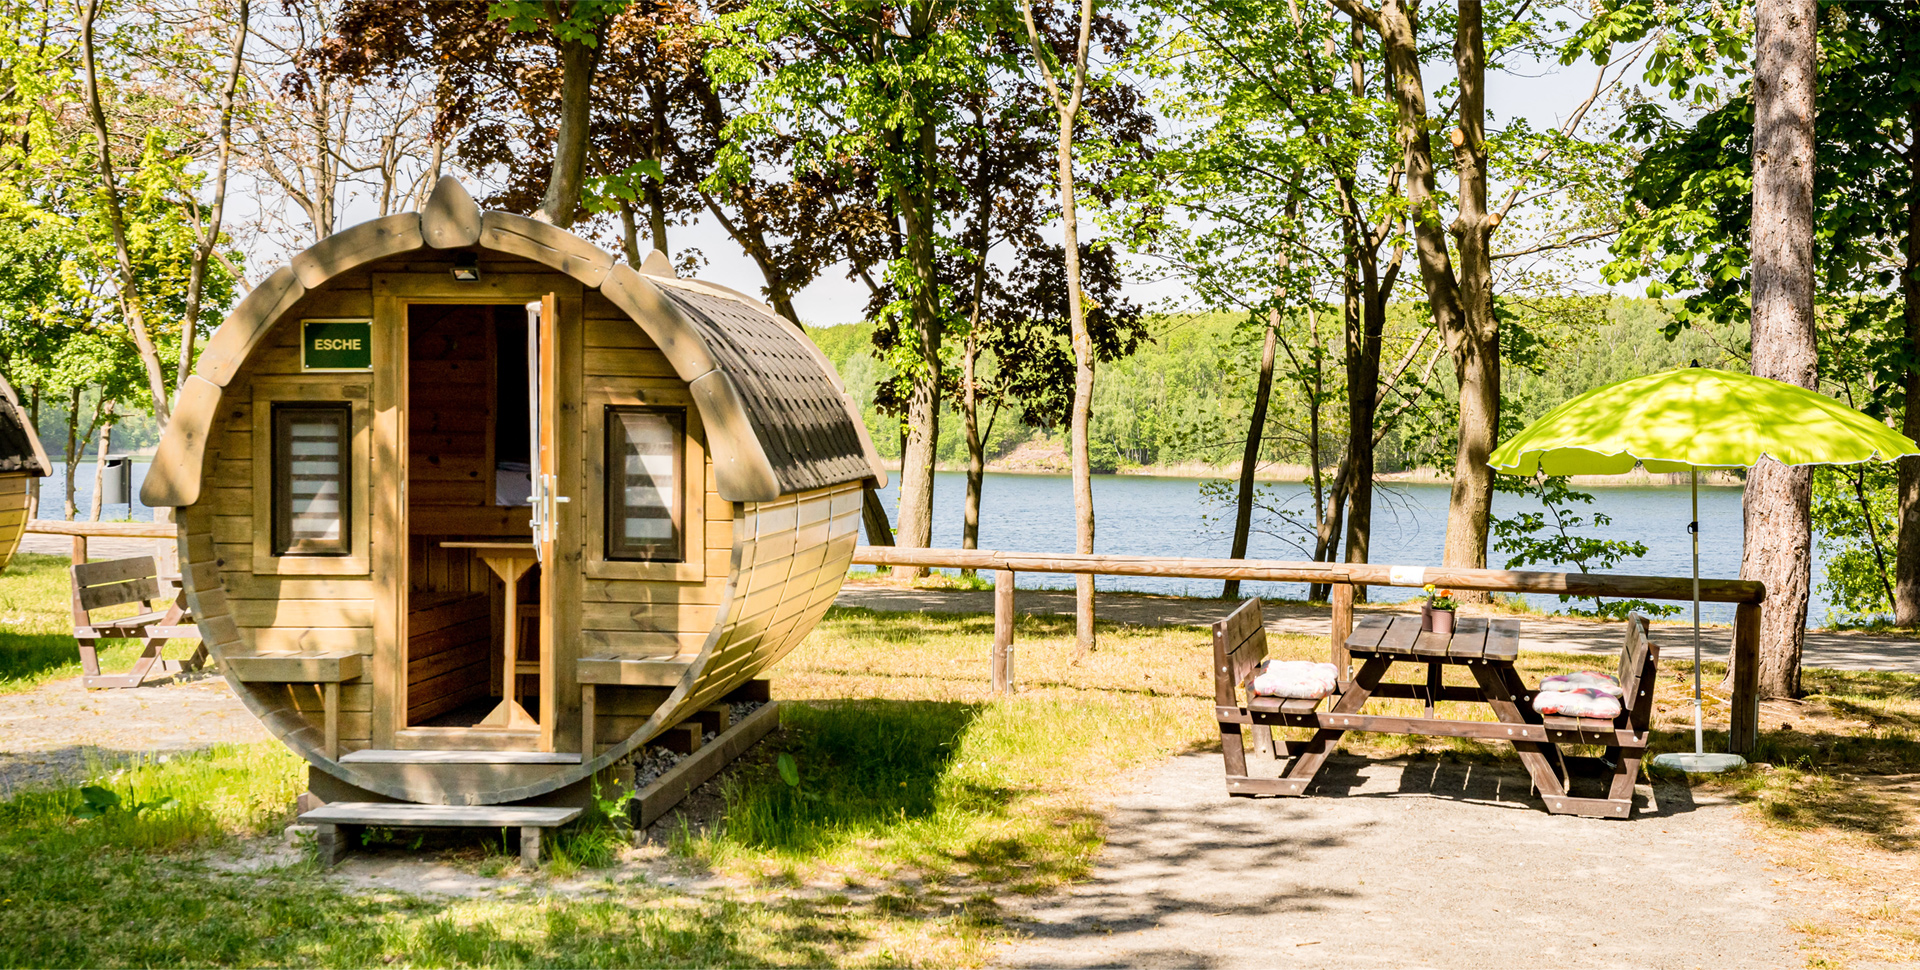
[839,584,1920,673]
[998,753,1800,970]
[0,671,268,797]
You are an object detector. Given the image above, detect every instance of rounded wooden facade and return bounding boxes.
[0,374,50,571]
[141,179,884,805]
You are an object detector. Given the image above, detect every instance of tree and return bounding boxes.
[1329,0,1634,584]
[1598,0,1920,689]
[711,2,1017,576]
[1023,0,1103,652]
[76,0,174,423]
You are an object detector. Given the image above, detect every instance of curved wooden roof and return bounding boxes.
[141,177,882,509]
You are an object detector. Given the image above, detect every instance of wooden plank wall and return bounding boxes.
[0,471,32,570]
[580,291,733,750]
[676,481,863,718]
[183,270,380,754]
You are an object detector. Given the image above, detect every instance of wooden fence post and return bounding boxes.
[71,535,86,564]
[992,570,1015,694]
[1730,600,1761,755]
[1330,576,1353,684]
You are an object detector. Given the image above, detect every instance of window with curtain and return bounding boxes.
[272,404,351,556]
[605,407,683,562]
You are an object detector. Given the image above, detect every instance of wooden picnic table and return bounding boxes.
[1214,603,1657,818]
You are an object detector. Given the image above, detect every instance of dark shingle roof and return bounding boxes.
[655,285,873,495]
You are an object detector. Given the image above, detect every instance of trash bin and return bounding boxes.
[100,455,132,507]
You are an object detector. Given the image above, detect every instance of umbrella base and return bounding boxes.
[1652,752,1747,774]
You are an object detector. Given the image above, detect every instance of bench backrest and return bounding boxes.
[1615,614,1660,725]
[70,555,165,620]
[1211,598,1267,707]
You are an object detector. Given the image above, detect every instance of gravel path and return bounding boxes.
[998,753,1800,969]
[0,672,268,797]
[837,584,1920,673]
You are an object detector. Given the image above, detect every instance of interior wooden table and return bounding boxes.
[439,541,540,732]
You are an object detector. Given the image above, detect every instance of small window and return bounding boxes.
[605,407,684,562]
[272,404,352,556]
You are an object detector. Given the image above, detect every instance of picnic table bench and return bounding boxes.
[1213,599,1658,819]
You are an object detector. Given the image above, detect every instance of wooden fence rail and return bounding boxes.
[850,545,1763,755]
[25,518,175,563]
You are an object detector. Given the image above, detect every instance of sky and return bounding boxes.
[298,24,1662,330]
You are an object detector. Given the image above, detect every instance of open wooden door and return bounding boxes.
[529,293,562,751]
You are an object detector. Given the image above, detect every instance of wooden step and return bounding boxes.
[298,801,583,868]
[300,801,581,827]
[338,749,581,765]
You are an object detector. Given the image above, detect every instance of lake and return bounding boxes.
[869,470,1829,627]
[38,460,1834,626]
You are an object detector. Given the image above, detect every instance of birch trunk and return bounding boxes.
[1740,0,1819,697]
[1224,310,1281,599]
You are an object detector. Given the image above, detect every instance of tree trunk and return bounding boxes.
[1224,307,1281,599]
[1441,0,1500,579]
[63,386,80,520]
[862,487,896,545]
[539,32,601,229]
[890,123,943,579]
[1020,0,1099,658]
[961,331,988,567]
[77,0,172,425]
[1337,0,1485,579]
[179,0,248,392]
[1740,0,1819,697]
[87,411,112,522]
[1895,99,1920,626]
[1344,256,1386,578]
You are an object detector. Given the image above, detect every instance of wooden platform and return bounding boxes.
[299,801,582,867]
[338,749,582,765]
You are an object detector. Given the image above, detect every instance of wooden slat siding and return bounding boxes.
[243,627,374,654]
[0,472,32,570]
[231,599,375,627]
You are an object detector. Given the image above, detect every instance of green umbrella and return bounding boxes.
[1489,365,1920,771]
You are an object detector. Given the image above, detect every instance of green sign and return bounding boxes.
[302,320,372,371]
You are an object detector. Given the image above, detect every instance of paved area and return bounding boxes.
[0,671,267,797]
[999,753,1799,969]
[838,585,1920,673]
[18,532,168,561]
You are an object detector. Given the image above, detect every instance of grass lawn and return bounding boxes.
[2,560,1918,967]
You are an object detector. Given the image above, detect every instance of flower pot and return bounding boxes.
[1421,605,1455,636]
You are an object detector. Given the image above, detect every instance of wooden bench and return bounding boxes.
[224,652,364,759]
[70,555,204,689]
[1213,598,1659,818]
[298,801,581,868]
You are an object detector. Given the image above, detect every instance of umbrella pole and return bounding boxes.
[1692,467,1704,756]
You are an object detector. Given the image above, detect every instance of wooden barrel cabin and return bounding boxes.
[140,178,884,806]
[0,373,50,571]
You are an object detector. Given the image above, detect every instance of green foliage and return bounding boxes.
[1812,464,1899,624]
[1491,475,1681,619]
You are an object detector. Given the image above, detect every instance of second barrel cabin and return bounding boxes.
[140,178,884,806]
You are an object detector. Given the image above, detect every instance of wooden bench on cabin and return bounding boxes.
[1213,598,1659,819]
[224,652,364,759]
[298,801,581,868]
[70,555,205,689]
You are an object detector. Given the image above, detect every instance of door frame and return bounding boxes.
[369,273,584,749]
